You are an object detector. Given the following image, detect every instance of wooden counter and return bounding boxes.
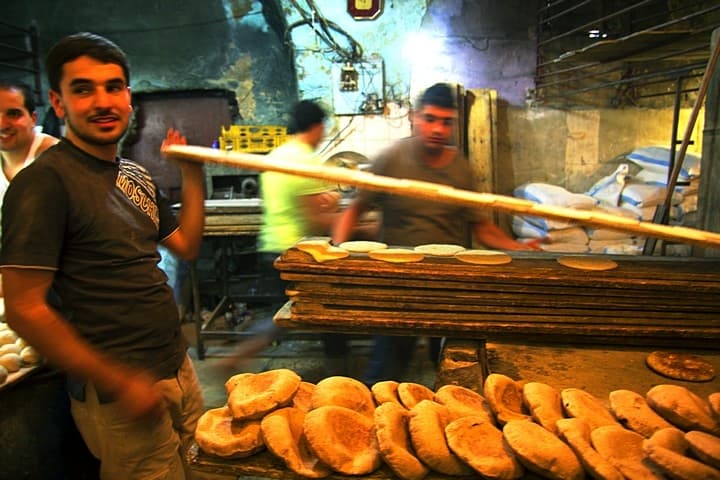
[274,248,720,348]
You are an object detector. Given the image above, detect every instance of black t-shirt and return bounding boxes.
[357,136,479,247]
[1,139,186,378]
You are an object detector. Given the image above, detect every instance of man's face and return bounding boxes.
[0,88,37,153]
[413,104,457,153]
[49,55,132,153]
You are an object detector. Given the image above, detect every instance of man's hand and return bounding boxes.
[111,368,166,419]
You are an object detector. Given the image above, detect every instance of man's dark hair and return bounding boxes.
[417,82,457,110]
[46,32,130,92]
[0,79,36,114]
[288,100,326,134]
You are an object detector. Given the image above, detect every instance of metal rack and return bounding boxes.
[0,21,43,108]
[534,0,720,108]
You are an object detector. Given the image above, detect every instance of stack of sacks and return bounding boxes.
[586,206,645,255]
[512,183,596,253]
[629,146,702,227]
[585,164,669,255]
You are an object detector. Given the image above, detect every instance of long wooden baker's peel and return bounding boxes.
[164,144,720,249]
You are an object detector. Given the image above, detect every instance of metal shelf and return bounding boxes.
[0,22,43,108]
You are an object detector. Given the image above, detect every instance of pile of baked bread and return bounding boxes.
[194,369,720,479]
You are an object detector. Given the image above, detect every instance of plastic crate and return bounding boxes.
[218,125,287,153]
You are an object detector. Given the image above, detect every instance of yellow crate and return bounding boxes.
[219,125,288,153]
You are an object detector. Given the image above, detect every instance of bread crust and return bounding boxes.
[303,405,381,475]
[226,369,301,420]
[374,402,429,480]
[195,406,265,459]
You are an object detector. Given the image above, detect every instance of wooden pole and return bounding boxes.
[164,144,720,249]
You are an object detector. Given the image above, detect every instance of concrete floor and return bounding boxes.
[184,319,720,480]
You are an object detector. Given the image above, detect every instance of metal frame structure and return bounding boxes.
[534,0,720,108]
[0,21,43,108]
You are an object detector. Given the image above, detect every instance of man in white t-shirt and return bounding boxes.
[0,80,59,296]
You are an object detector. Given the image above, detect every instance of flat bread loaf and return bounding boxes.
[397,382,434,410]
[374,402,429,480]
[454,249,512,265]
[685,430,720,469]
[371,380,402,406]
[609,389,674,438]
[556,255,618,271]
[195,406,265,458]
[643,441,720,480]
[591,424,665,479]
[303,405,381,475]
[408,400,474,476]
[646,351,716,382]
[434,384,495,424]
[561,388,619,430]
[646,384,720,435]
[483,373,532,425]
[709,392,720,417]
[556,418,624,480]
[445,415,523,479]
[226,369,301,421]
[338,240,387,252]
[311,376,375,418]
[503,420,584,480]
[295,239,350,262]
[368,248,424,263]
[291,381,316,412]
[260,407,331,478]
[522,381,564,434]
[414,243,466,256]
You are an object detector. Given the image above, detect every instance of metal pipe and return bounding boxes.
[643,35,720,254]
[540,0,593,25]
[537,62,706,101]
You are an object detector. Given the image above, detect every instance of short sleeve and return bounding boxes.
[1,164,67,269]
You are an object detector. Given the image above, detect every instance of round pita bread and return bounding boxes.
[445,415,523,479]
[303,405,381,475]
[454,249,512,265]
[503,420,584,480]
[556,255,618,271]
[685,430,720,469]
[338,240,388,252]
[291,381,316,412]
[556,418,625,480]
[483,373,532,425]
[434,384,495,424]
[646,384,720,435]
[374,402,429,480]
[643,441,720,480]
[368,248,425,263]
[644,427,689,453]
[194,406,265,458]
[408,400,474,476]
[397,382,434,410]
[226,369,302,420]
[522,381,564,434]
[646,351,716,382]
[371,380,402,406]
[295,239,350,262]
[709,392,720,418]
[311,376,375,418]
[260,407,332,478]
[414,243,466,256]
[591,425,663,479]
[609,389,674,438]
[561,388,619,430]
